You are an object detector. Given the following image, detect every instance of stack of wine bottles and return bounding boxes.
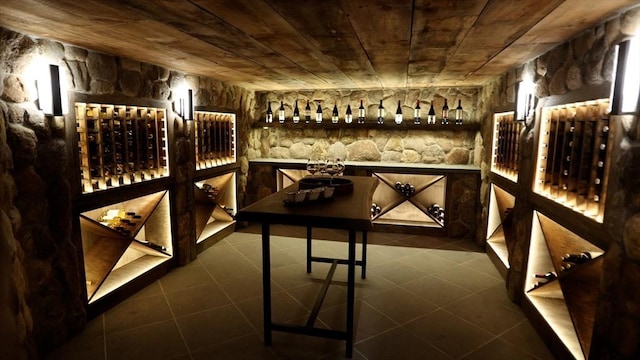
[492,112,521,180]
[535,100,610,221]
[427,203,445,225]
[395,182,415,197]
[371,203,382,217]
[195,111,236,170]
[76,103,168,193]
[531,251,593,289]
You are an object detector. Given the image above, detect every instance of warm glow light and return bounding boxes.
[516,80,534,121]
[621,36,640,113]
[37,63,68,116]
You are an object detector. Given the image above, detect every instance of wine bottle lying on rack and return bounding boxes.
[561,252,592,264]
[533,272,557,281]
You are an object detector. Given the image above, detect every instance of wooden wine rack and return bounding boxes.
[492,112,521,182]
[194,111,236,170]
[194,172,237,247]
[525,211,603,360]
[79,190,172,303]
[75,103,169,193]
[534,99,610,222]
[371,172,446,229]
[485,184,516,278]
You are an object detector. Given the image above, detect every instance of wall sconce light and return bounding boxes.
[37,64,68,116]
[516,80,534,121]
[612,35,640,114]
[177,89,194,121]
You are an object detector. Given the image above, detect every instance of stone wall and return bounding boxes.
[478,6,640,359]
[0,26,254,358]
[252,89,482,166]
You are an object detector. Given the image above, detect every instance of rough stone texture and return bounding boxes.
[86,51,117,82]
[347,140,381,161]
[65,61,90,91]
[119,70,142,97]
[444,147,470,165]
[289,142,310,159]
[64,46,87,62]
[1,75,27,103]
[566,64,583,91]
[152,80,170,100]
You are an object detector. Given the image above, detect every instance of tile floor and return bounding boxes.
[46,225,555,360]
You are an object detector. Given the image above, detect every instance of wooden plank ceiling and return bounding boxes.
[0,0,638,91]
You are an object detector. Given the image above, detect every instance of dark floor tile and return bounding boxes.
[356,327,451,360]
[191,333,278,360]
[236,291,311,333]
[106,320,188,360]
[461,256,503,279]
[460,338,538,360]
[364,287,437,324]
[176,304,254,352]
[286,281,348,310]
[165,282,231,317]
[45,329,105,360]
[197,241,244,264]
[403,309,493,359]
[104,294,172,334]
[269,331,346,360]
[218,271,274,302]
[159,262,214,293]
[445,292,524,335]
[318,302,397,342]
[400,275,472,307]
[245,248,302,269]
[500,320,556,360]
[431,264,503,293]
[202,255,260,282]
[428,248,484,266]
[125,280,163,302]
[398,251,458,273]
[369,260,428,285]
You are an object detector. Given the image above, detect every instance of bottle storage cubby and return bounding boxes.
[534,99,611,222]
[491,111,521,182]
[79,190,172,303]
[75,103,169,194]
[194,111,236,170]
[525,211,603,360]
[486,184,516,276]
[194,172,237,246]
[371,172,446,228]
[277,168,310,190]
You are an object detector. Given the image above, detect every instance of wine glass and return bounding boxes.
[317,159,327,177]
[325,159,340,184]
[306,159,317,177]
[335,158,345,176]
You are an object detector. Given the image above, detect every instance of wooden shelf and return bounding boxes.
[80,190,172,303]
[254,121,481,131]
[524,211,603,360]
[194,172,237,247]
[486,184,515,273]
[194,111,236,171]
[491,112,520,183]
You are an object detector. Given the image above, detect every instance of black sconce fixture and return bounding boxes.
[611,35,640,114]
[37,64,67,116]
[176,88,194,121]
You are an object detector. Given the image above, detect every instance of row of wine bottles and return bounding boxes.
[266,99,465,125]
[493,113,521,174]
[532,252,593,287]
[395,182,416,197]
[427,203,445,224]
[194,112,235,170]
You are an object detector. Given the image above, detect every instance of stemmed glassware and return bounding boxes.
[306,159,318,177]
[317,159,327,177]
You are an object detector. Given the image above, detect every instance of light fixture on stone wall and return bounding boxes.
[612,35,640,114]
[516,80,534,121]
[178,89,194,121]
[37,64,68,116]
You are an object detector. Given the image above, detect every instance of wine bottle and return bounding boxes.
[332,103,339,124]
[562,252,592,264]
[413,100,421,125]
[377,100,384,125]
[266,102,273,123]
[442,99,449,125]
[304,100,311,124]
[293,100,300,124]
[427,103,436,124]
[534,272,557,280]
[455,100,463,125]
[395,100,403,125]
[315,102,323,124]
[278,101,285,123]
[358,100,365,124]
[345,104,353,124]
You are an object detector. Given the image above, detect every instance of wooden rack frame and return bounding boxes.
[194,111,236,170]
[75,103,169,193]
[534,99,611,222]
[491,111,521,182]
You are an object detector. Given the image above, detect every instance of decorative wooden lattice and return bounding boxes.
[195,111,236,170]
[76,103,168,194]
[534,100,610,222]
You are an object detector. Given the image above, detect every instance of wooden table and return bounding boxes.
[237,176,379,358]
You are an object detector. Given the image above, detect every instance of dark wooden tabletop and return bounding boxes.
[237,176,379,231]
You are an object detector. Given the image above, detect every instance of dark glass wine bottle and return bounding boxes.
[332,103,339,124]
[304,100,311,124]
[395,100,403,125]
[442,99,449,125]
[413,100,421,125]
[358,100,365,124]
[427,103,436,124]
[377,100,384,125]
[561,252,592,264]
[345,104,353,124]
[278,101,285,123]
[455,100,463,125]
[266,102,273,123]
[293,100,300,124]
[534,272,557,280]
[315,102,323,124]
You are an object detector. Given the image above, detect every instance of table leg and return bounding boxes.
[306,226,312,273]
[262,222,272,346]
[346,229,356,358]
[361,231,367,279]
